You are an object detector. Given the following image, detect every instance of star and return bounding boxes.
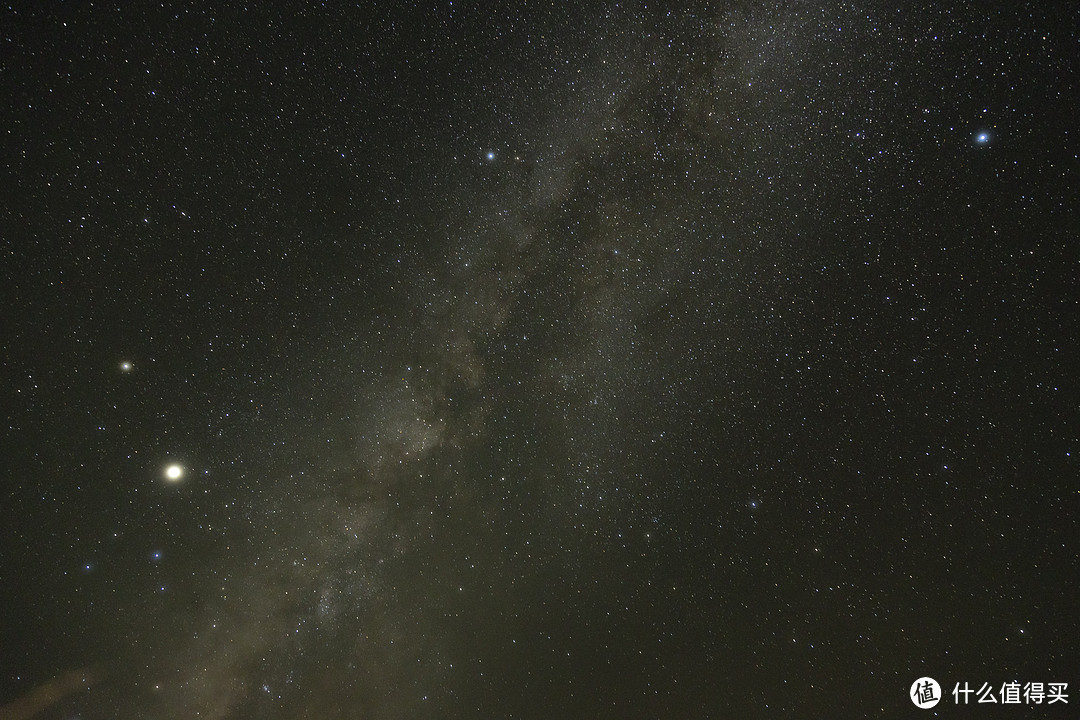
[486,151,496,161]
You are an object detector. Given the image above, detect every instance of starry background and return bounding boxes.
[1,2,1078,718]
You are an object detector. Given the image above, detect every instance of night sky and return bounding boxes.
[2,2,1078,718]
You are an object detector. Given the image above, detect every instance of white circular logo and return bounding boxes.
[911,677,941,709]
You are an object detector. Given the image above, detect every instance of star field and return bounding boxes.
[1,3,1077,718]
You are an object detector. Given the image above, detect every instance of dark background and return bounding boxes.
[1,2,1077,718]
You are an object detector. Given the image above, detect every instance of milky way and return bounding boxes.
[2,3,1077,718]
